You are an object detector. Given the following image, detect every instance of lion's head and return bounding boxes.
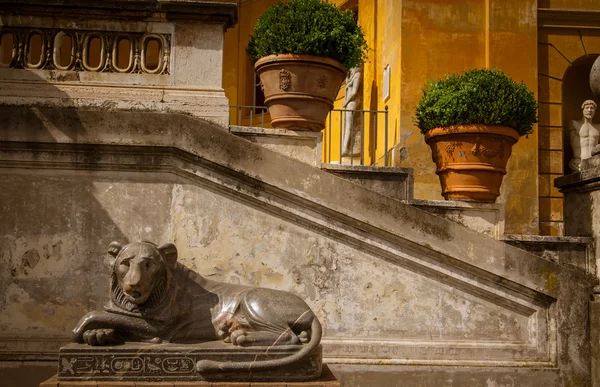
[107,241,177,309]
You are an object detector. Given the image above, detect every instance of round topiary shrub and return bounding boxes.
[415,69,538,136]
[247,0,368,70]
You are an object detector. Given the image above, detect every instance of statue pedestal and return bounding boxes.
[39,364,339,386]
[555,155,600,387]
[554,155,600,237]
[49,342,322,384]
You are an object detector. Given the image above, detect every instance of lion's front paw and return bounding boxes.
[217,321,234,342]
[82,329,117,346]
[230,328,249,346]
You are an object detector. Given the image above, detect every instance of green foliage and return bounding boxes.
[415,69,538,137]
[247,0,368,70]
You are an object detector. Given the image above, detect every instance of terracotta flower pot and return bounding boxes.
[255,54,346,131]
[424,125,520,202]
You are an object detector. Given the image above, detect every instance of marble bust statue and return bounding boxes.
[569,99,600,172]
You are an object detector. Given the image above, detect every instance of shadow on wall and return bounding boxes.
[0,71,161,385]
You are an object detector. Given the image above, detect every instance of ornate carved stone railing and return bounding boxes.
[1,27,170,75]
[0,0,238,126]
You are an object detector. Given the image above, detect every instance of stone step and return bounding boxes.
[503,234,595,275]
[320,163,413,203]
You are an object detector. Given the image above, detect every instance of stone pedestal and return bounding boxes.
[55,342,321,383]
[554,156,600,237]
[554,156,600,278]
[592,298,600,387]
[555,156,600,387]
[40,364,339,386]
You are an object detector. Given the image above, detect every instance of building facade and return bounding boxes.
[225,0,600,236]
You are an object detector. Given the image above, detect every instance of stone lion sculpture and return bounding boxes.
[71,241,322,373]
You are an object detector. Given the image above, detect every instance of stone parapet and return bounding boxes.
[0,0,236,126]
[230,126,322,167]
[411,199,505,240]
[503,234,595,275]
[320,164,413,203]
[555,156,600,237]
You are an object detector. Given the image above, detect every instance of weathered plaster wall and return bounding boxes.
[396,0,486,202]
[0,173,174,339]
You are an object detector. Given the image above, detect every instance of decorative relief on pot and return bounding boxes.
[471,142,504,159]
[317,75,327,89]
[445,143,456,156]
[259,79,265,93]
[279,69,291,91]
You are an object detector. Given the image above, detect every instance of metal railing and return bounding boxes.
[229,105,390,166]
[230,105,269,128]
[325,106,389,166]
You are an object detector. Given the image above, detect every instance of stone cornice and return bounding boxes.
[554,156,600,193]
[538,8,600,29]
[0,0,238,28]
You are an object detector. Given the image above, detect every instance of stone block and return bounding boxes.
[539,149,564,174]
[230,126,322,167]
[539,221,565,236]
[321,164,414,202]
[538,126,564,151]
[539,197,564,222]
[411,199,505,239]
[538,174,562,198]
[39,366,339,387]
[538,103,562,127]
[503,234,593,273]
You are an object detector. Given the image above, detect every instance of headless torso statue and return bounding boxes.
[569,100,600,172]
[341,67,363,157]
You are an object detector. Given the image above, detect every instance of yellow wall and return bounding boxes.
[386,0,538,234]
[223,0,276,127]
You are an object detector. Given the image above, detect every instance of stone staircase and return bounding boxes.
[318,159,594,275]
[0,108,595,386]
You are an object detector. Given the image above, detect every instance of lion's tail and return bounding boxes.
[196,317,322,373]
